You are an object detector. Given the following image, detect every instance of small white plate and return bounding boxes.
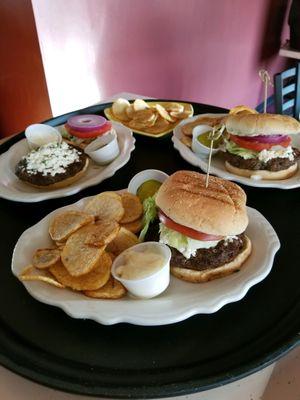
[12,195,280,326]
[173,114,300,189]
[0,122,135,202]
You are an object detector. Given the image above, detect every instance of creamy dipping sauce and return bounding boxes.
[116,250,165,280]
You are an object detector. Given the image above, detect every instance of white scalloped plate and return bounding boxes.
[0,122,135,202]
[12,194,280,326]
[173,114,300,189]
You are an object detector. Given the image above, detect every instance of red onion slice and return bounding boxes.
[67,114,107,132]
[237,135,289,144]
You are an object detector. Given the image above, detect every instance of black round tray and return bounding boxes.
[0,100,299,399]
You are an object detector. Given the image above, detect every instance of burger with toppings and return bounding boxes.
[224,113,300,180]
[154,171,251,282]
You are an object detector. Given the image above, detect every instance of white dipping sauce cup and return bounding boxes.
[128,169,169,195]
[111,242,171,299]
[25,124,62,149]
[192,125,219,156]
[84,130,119,165]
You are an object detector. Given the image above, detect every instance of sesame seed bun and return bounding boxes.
[225,113,300,136]
[155,170,248,236]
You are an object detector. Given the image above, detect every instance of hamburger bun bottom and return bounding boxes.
[171,235,252,283]
[225,161,298,180]
[25,158,89,190]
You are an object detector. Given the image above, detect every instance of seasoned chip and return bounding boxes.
[62,225,105,276]
[180,135,192,148]
[164,102,184,113]
[126,104,135,119]
[155,104,175,122]
[120,193,143,224]
[121,218,143,234]
[84,192,124,222]
[132,109,156,124]
[112,98,130,121]
[181,116,225,136]
[229,105,258,115]
[50,253,111,291]
[170,110,192,119]
[106,227,139,256]
[19,265,65,288]
[133,99,149,111]
[32,248,61,269]
[146,116,170,134]
[85,220,120,247]
[83,276,126,299]
[55,241,66,249]
[49,211,94,242]
[107,252,117,262]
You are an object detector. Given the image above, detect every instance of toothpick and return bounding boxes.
[258,69,273,113]
[205,125,225,188]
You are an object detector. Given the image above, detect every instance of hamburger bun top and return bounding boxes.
[225,113,300,136]
[155,170,248,236]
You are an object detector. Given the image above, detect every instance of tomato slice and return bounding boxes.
[230,135,291,151]
[158,211,223,241]
[65,121,112,138]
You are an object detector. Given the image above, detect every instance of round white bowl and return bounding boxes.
[25,124,62,149]
[192,125,219,156]
[128,169,169,195]
[111,242,171,299]
[84,130,119,165]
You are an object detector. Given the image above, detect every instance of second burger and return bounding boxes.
[155,170,251,282]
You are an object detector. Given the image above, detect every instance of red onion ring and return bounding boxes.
[67,114,107,132]
[237,135,289,144]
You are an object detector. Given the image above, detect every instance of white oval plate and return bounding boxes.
[173,114,300,189]
[12,195,280,326]
[0,122,135,202]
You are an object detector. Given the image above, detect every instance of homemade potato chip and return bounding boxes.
[50,252,111,291]
[181,116,225,136]
[19,265,65,288]
[133,99,149,111]
[126,105,135,119]
[170,110,191,119]
[112,98,130,121]
[83,276,126,299]
[132,109,156,124]
[164,102,184,113]
[62,225,105,276]
[229,105,258,115]
[146,116,170,134]
[49,211,94,242]
[33,248,61,269]
[155,104,175,122]
[85,220,120,247]
[106,227,139,256]
[121,218,143,234]
[120,193,143,224]
[180,135,192,148]
[84,192,124,222]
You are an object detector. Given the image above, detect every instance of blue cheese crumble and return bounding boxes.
[21,142,80,176]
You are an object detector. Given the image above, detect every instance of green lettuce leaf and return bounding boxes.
[225,140,258,159]
[159,223,188,250]
[139,196,158,241]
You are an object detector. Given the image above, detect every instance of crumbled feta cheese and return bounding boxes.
[21,142,80,177]
[258,146,294,163]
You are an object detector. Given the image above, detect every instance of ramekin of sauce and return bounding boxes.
[191,125,222,156]
[111,242,171,298]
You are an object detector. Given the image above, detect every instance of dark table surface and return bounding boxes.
[0,100,299,399]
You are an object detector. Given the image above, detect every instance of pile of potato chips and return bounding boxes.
[110,98,193,135]
[19,191,144,299]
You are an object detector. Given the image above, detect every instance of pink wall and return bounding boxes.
[32,0,290,116]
